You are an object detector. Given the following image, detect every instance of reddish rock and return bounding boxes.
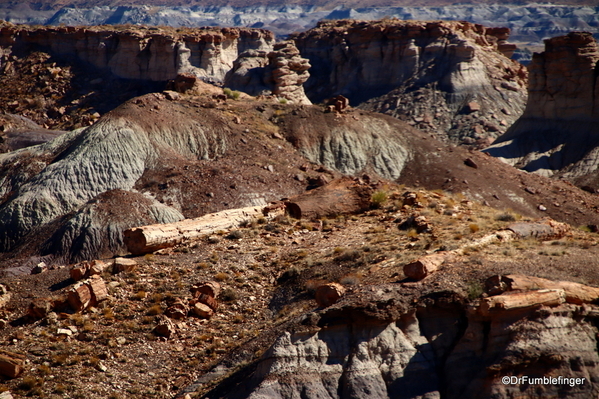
[193,302,214,319]
[0,350,26,378]
[28,298,53,319]
[154,316,175,338]
[85,275,108,305]
[191,281,221,299]
[197,293,218,312]
[165,298,189,320]
[67,284,92,312]
[315,283,345,308]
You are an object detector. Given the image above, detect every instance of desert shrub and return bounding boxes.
[226,230,243,240]
[214,272,230,282]
[223,88,241,100]
[496,213,516,222]
[220,288,238,302]
[466,281,484,300]
[371,191,388,208]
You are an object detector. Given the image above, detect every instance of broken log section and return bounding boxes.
[403,253,449,280]
[124,205,284,255]
[0,350,26,378]
[478,289,566,316]
[486,274,599,305]
[285,178,373,220]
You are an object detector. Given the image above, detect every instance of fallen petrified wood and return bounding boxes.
[404,218,570,281]
[315,283,345,308]
[403,253,448,280]
[486,274,599,305]
[124,205,284,255]
[478,289,566,316]
[0,350,26,378]
[506,217,571,240]
[284,178,373,220]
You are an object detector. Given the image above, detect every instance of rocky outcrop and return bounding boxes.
[292,19,527,145]
[224,40,311,104]
[0,21,274,82]
[201,286,599,399]
[486,32,599,186]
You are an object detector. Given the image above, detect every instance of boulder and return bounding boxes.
[315,283,345,308]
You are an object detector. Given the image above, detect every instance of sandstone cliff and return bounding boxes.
[486,32,599,186]
[292,19,527,145]
[0,21,274,82]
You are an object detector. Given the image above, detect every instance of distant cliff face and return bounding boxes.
[525,32,599,121]
[487,32,599,186]
[293,20,527,145]
[0,22,274,82]
[293,20,524,103]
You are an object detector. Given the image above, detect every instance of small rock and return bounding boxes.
[525,187,536,195]
[154,316,175,338]
[116,337,126,345]
[464,158,478,168]
[57,328,73,337]
[31,262,47,274]
[191,281,221,299]
[538,205,547,211]
[267,165,275,173]
[0,391,14,399]
[465,101,480,113]
[96,361,107,372]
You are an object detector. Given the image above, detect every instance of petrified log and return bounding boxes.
[68,284,92,312]
[0,350,26,378]
[124,205,283,255]
[86,275,108,304]
[486,274,599,305]
[196,293,218,312]
[403,253,448,280]
[191,281,221,299]
[479,289,566,316]
[285,178,373,220]
[113,257,137,273]
[192,302,214,319]
[506,218,570,240]
[315,283,345,308]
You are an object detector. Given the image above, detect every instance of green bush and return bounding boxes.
[371,191,388,208]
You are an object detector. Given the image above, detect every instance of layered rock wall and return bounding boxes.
[202,288,599,399]
[292,19,526,104]
[525,32,599,120]
[0,21,274,82]
[292,19,527,145]
[487,32,599,185]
